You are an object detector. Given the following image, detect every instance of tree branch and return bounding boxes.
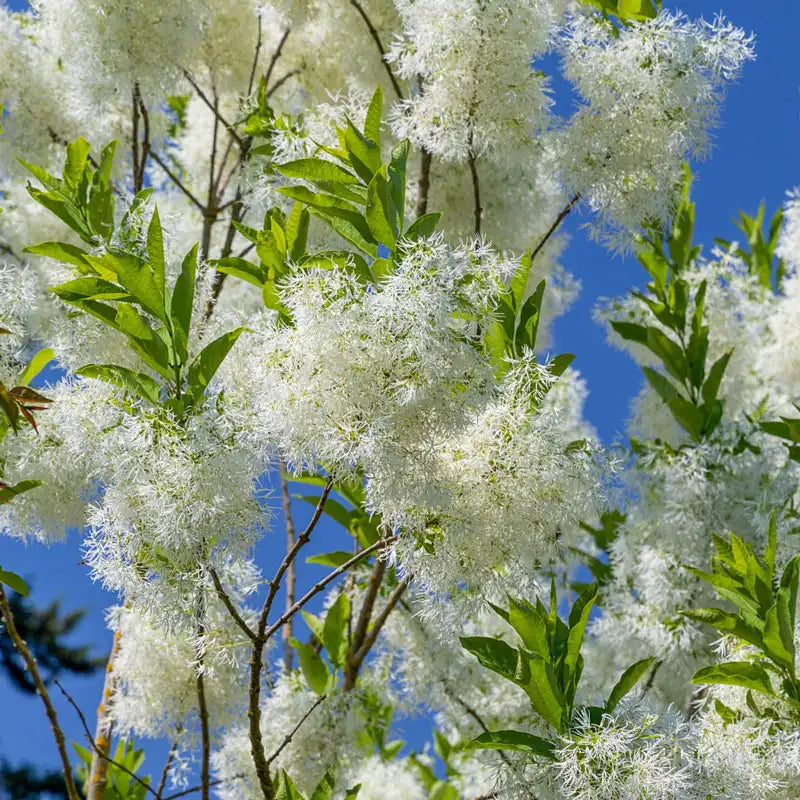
[279,459,297,671]
[467,127,482,237]
[183,71,243,149]
[529,193,581,263]
[265,693,326,767]
[0,588,81,800]
[149,151,206,213]
[87,627,123,800]
[209,568,257,643]
[264,28,290,89]
[348,0,403,99]
[54,678,156,798]
[267,68,303,98]
[156,736,180,799]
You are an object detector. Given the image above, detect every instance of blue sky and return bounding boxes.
[1,0,799,791]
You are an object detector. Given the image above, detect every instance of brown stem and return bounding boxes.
[265,693,326,767]
[467,128,482,237]
[417,149,432,218]
[264,540,385,641]
[529,193,581,263]
[195,613,211,800]
[162,776,240,800]
[266,68,303,98]
[54,679,157,797]
[209,568,257,642]
[156,736,180,799]
[184,71,243,148]
[87,627,123,800]
[279,459,297,672]
[247,15,264,97]
[264,28,290,89]
[149,151,206,212]
[344,576,409,691]
[0,588,81,800]
[248,478,334,799]
[348,0,403,99]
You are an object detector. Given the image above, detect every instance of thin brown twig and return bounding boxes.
[247,14,264,97]
[183,71,243,148]
[209,568,257,642]
[279,459,298,672]
[0,589,81,800]
[529,193,581,263]
[162,776,240,800]
[348,0,403,99]
[247,478,334,799]
[266,68,303,98]
[265,693,327,767]
[156,736,180,799]
[467,127,482,237]
[264,28,290,89]
[263,539,385,641]
[345,576,409,690]
[149,151,206,212]
[54,679,157,798]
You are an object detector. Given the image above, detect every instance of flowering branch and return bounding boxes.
[265,693,327,767]
[529,193,581,263]
[54,678,156,798]
[348,0,403,99]
[0,589,81,800]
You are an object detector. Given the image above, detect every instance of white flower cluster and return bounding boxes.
[388,0,567,161]
[556,12,754,245]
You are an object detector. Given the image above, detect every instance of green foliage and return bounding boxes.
[460,583,657,756]
[0,590,105,694]
[682,519,800,716]
[759,405,800,464]
[715,201,786,294]
[22,138,245,414]
[272,768,360,800]
[20,139,117,245]
[610,167,731,441]
[74,739,150,800]
[0,340,54,436]
[579,0,660,23]
[571,509,626,594]
[0,568,29,597]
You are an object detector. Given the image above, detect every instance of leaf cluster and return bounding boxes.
[274,767,359,800]
[682,519,800,720]
[22,141,244,415]
[73,739,150,800]
[460,582,656,759]
[611,167,731,440]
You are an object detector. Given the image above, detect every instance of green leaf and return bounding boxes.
[0,569,29,597]
[108,252,166,321]
[463,729,556,760]
[609,320,648,345]
[186,327,245,403]
[387,139,409,234]
[306,551,355,568]
[322,592,350,668]
[64,137,91,190]
[170,244,197,365]
[642,367,680,404]
[290,638,329,695]
[605,657,657,712]
[76,364,161,405]
[520,651,566,732]
[645,327,686,383]
[764,600,794,672]
[364,86,383,146]
[286,204,310,262]
[278,158,361,185]
[19,348,55,386]
[507,596,548,658]
[344,122,382,183]
[403,213,442,242]
[365,169,396,250]
[681,607,764,650]
[310,769,336,800]
[24,241,91,271]
[51,277,131,303]
[565,582,598,682]
[275,770,303,800]
[214,256,266,288]
[0,480,42,506]
[460,636,518,682]
[309,208,378,258]
[146,207,166,300]
[692,661,775,697]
